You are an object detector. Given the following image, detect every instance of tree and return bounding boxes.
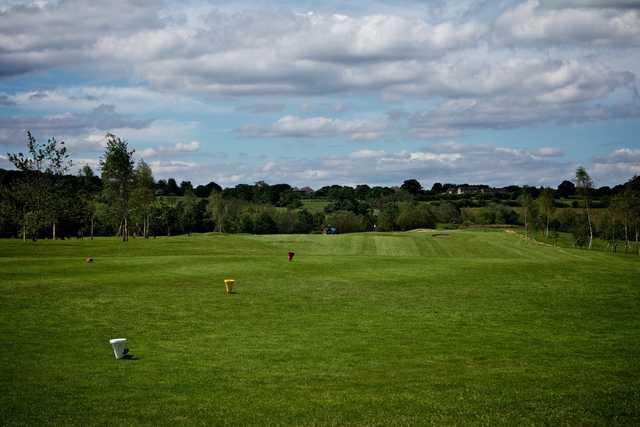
[194,181,222,198]
[78,165,101,239]
[519,191,537,240]
[606,194,625,253]
[7,131,71,241]
[179,189,199,236]
[431,182,443,194]
[432,201,461,224]
[100,133,135,242]
[376,203,398,231]
[207,192,243,233]
[400,179,423,196]
[538,188,555,238]
[166,178,180,196]
[623,175,640,255]
[324,211,367,233]
[254,211,277,234]
[294,209,315,233]
[131,160,155,238]
[179,180,193,196]
[557,180,576,198]
[575,166,593,249]
[395,203,435,231]
[152,198,178,236]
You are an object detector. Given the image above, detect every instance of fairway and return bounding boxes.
[1,231,639,425]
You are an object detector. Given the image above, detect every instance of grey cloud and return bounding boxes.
[0,94,15,106]
[541,0,640,9]
[0,1,639,142]
[0,104,151,148]
[495,1,640,47]
[409,96,640,136]
[591,147,640,183]
[0,0,163,76]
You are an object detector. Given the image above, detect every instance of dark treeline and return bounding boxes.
[1,133,639,254]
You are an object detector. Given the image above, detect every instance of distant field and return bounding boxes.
[1,231,639,425]
[301,198,329,212]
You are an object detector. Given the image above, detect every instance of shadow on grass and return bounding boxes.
[119,354,140,361]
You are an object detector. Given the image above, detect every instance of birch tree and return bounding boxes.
[575,167,593,249]
[538,188,555,238]
[100,134,135,242]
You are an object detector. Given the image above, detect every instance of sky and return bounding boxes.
[1,0,639,189]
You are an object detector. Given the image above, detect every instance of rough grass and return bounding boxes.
[1,231,639,426]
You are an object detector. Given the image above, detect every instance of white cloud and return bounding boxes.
[141,141,201,158]
[495,0,640,47]
[238,115,387,140]
[148,160,198,175]
[533,147,565,157]
[592,147,640,183]
[350,149,386,159]
[197,143,576,188]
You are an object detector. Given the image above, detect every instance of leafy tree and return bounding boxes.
[207,192,243,233]
[194,181,222,198]
[396,203,435,231]
[254,211,277,234]
[431,182,444,194]
[400,179,423,196]
[166,178,181,196]
[179,189,199,236]
[324,211,367,233]
[538,188,555,238]
[623,175,640,255]
[294,209,315,233]
[131,160,155,238]
[557,180,576,198]
[78,165,101,239]
[155,179,168,196]
[376,203,398,231]
[575,166,593,249]
[432,201,461,224]
[355,184,371,200]
[6,131,71,240]
[325,197,371,216]
[152,198,179,236]
[100,133,135,241]
[179,180,193,195]
[239,212,255,234]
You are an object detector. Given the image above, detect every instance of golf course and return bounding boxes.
[1,230,639,425]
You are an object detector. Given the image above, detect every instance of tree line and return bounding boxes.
[1,132,638,254]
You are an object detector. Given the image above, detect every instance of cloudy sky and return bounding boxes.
[1,0,639,188]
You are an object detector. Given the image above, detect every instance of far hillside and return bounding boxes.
[1,135,638,257]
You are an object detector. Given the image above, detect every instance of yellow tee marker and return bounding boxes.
[224,278,235,295]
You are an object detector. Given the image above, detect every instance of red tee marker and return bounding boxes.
[288,251,295,262]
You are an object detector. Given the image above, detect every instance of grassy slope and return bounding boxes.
[1,231,639,426]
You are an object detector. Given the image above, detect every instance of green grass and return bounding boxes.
[301,198,329,213]
[1,231,639,426]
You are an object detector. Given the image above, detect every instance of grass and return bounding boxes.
[1,230,639,425]
[301,198,329,213]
